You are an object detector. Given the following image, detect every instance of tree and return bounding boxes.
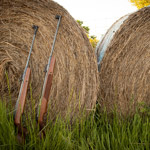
[89,36,99,49]
[76,20,90,34]
[76,20,98,49]
[129,0,150,9]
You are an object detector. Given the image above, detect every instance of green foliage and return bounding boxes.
[1,76,150,149]
[0,101,16,150]
[76,20,90,34]
[90,35,97,39]
[0,100,150,150]
[129,0,150,9]
[76,20,98,48]
[76,20,83,26]
[82,26,90,34]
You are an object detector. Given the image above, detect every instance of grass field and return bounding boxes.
[0,99,150,150]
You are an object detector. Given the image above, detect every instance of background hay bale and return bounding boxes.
[95,15,129,71]
[0,0,98,120]
[97,7,150,116]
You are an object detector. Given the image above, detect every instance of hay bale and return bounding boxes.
[95,15,129,71]
[97,7,150,116]
[0,0,98,120]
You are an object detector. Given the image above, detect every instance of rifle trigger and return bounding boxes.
[44,64,48,73]
[20,74,23,82]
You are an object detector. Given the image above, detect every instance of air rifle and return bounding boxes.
[37,15,62,131]
[14,25,38,139]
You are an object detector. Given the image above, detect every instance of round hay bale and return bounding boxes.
[95,14,129,71]
[97,7,150,116]
[0,0,98,120]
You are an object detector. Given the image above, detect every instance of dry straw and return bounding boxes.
[97,7,150,116]
[0,0,98,120]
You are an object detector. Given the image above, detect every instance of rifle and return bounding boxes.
[37,15,62,131]
[14,25,38,140]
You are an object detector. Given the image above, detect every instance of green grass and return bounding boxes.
[0,100,150,150]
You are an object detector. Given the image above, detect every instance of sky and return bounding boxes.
[54,0,137,39]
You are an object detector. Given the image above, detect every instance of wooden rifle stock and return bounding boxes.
[14,68,31,125]
[38,56,56,126]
